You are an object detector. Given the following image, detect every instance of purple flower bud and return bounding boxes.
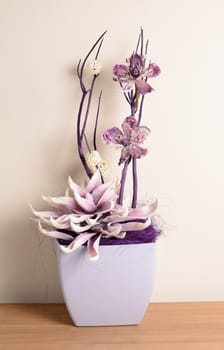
[129,53,145,78]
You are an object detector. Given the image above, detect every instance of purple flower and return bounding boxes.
[113,53,160,94]
[102,116,150,164]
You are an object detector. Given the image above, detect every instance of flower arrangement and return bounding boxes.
[31,29,161,261]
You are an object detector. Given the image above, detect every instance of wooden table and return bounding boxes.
[0,302,223,350]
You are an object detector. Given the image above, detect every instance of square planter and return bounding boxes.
[57,242,156,326]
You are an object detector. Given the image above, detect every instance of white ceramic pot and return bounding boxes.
[57,243,156,326]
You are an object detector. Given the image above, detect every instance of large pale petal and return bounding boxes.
[86,170,102,193]
[97,200,114,214]
[38,221,73,240]
[68,176,86,197]
[30,205,59,219]
[86,214,101,225]
[107,224,126,238]
[119,217,151,232]
[50,216,71,229]
[70,214,89,224]
[87,234,102,261]
[42,195,75,211]
[60,233,96,253]
[129,200,158,217]
[97,189,116,207]
[91,182,113,204]
[98,224,125,238]
[103,214,148,224]
[73,191,97,213]
[70,220,95,233]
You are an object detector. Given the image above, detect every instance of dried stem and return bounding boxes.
[131,158,138,208]
[76,31,106,178]
[135,32,141,53]
[79,31,106,83]
[118,158,130,205]
[80,76,97,141]
[77,93,92,177]
[84,133,91,153]
[137,94,145,126]
[140,27,144,56]
[93,90,102,150]
[130,91,137,208]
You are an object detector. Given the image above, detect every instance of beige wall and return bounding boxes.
[0,0,224,302]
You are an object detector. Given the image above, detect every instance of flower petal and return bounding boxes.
[97,189,116,208]
[87,234,102,261]
[122,116,137,136]
[70,220,95,233]
[107,224,126,238]
[113,64,129,78]
[68,176,86,197]
[119,147,131,165]
[97,200,115,214]
[86,170,102,193]
[38,221,73,240]
[86,214,101,225]
[91,181,113,204]
[129,144,148,159]
[102,127,123,146]
[70,214,89,224]
[119,217,151,232]
[49,216,71,229]
[60,233,96,253]
[73,191,97,213]
[129,200,158,217]
[146,63,161,78]
[30,205,59,219]
[120,81,134,91]
[42,195,76,211]
[135,79,153,94]
[133,126,150,144]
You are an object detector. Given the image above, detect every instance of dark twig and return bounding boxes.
[137,94,145,126]
[79,31,107,82]
[81,76,97,140]
[131,158,138,208]
[95,38,104,60]
[140,27,144,56]
[118,158,130,205]
[93,90,102,150]
[135,32,141,53]
[84,133,91,153]
[76,31,106,178]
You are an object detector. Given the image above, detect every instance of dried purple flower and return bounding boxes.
[102,116,150,165]
[113,53,160,94]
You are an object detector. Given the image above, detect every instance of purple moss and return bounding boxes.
[57,222,161,247]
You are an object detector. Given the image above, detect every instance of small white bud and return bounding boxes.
[87,60,102,75]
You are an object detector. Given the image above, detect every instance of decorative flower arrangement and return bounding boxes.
[31,29,161,261]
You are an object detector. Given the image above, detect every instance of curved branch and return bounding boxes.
[93,90,102,150]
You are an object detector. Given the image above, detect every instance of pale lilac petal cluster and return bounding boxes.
[113,53,160,94]
[32,171,157,260]
[102,116,150,164]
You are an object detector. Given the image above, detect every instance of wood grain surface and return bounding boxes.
[0,302,223,350]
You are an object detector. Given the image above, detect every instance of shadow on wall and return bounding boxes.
[1,159,85,303]
[1,61,118,303]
